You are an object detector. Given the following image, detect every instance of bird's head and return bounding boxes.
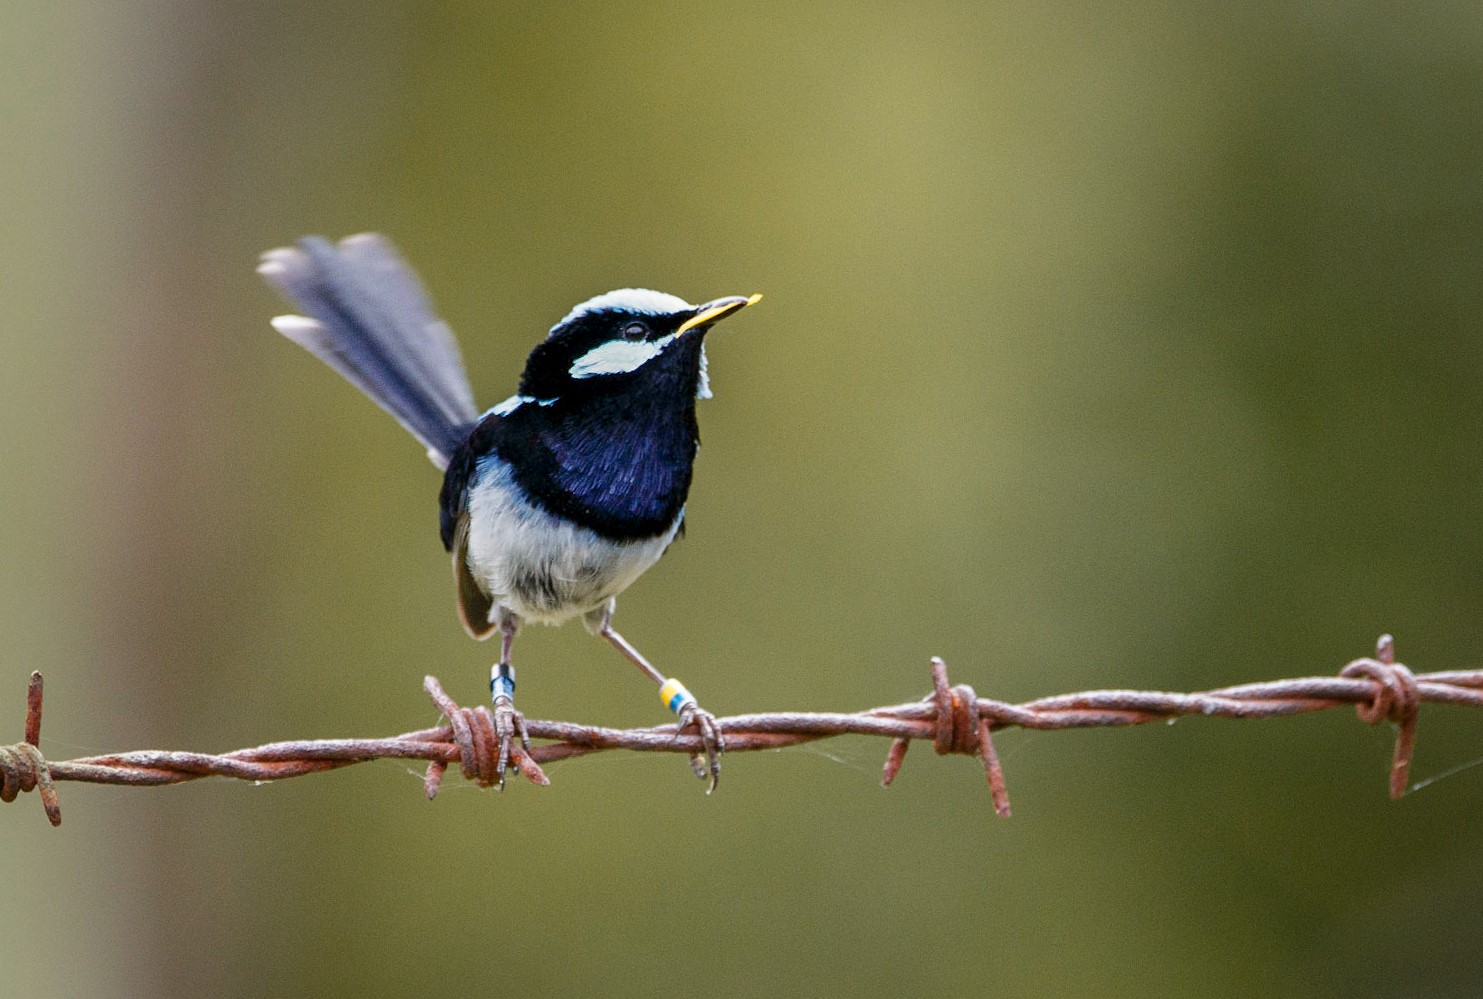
[517,289,761,402]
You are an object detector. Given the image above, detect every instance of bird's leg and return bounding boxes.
[490,614,532,788]
[589,604,723,792]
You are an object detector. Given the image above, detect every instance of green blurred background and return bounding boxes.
[4,2,1483,996]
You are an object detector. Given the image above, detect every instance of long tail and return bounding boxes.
[258,234,480,468]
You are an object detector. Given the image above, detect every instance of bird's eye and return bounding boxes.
[621,321,648,342]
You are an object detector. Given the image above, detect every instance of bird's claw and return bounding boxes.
[676,702,724,793]
[492,696,534,790]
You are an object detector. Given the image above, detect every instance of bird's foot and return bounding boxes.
[675,699,724,794]
[491,695,536,789]
[486,661,546,788]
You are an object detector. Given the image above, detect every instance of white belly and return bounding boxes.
[463,461,680,625]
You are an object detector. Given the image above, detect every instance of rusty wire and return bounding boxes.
[4,634,1480,827]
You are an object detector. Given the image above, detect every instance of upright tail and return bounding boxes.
[258,234,480,469]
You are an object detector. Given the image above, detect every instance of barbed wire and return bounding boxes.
[3,635,1479,826]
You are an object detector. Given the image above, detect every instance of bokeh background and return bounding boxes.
[4,3,1483,996]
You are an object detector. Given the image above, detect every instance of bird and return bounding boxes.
[257,233,759,791]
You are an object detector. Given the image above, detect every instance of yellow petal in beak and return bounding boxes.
[674,293,763,338]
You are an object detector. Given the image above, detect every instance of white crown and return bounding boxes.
[553,288,693,331]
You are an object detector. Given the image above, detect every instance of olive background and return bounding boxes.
[4,3,1483,996]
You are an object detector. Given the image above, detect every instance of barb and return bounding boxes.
[1,673,62,826]
[4,635,1479,826]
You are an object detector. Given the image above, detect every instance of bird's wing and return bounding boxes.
[450,512,497,640]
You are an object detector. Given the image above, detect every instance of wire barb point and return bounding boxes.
[423,676,550,792]
[879,657,1012,815]
[1,672,61,826]
[1339,636,1420,799]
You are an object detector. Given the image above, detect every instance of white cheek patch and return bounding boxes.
[569,336,675,379]
[695,344,712,400]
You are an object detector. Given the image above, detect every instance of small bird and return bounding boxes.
[257,234,759,790]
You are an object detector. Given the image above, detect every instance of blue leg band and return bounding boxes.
[659,677,697,715]
[491,663,516,703]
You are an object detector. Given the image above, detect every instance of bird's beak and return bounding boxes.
[674,293,762,338]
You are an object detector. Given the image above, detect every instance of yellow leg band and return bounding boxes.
[659,678,695,715]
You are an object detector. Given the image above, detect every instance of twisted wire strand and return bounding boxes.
[4,636,1476,826]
